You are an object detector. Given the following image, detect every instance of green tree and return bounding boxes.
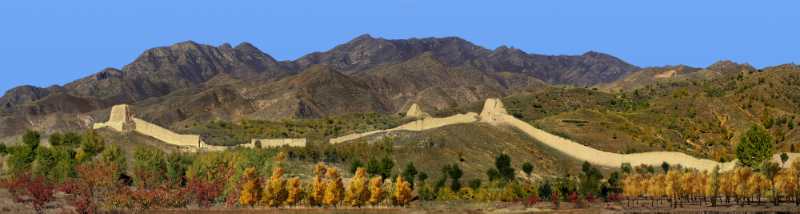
[620,163,632,174]
[539,180,553,200]
[166,153,191,187]
[494,153,515,181]
[522,162,534,177]
[468,179,482,190]
[401,162,418,187]
[579,161,603,196]
[7,135,39,174]
[76,130,105,162]
[417,172,428,184]
[366,158,380,177]
[33,147,57,178]
[661,161,670,173]
[735,125,774,168]
[50,147,77,183]
[22,130,41,149]
[781,152,789,166]
[99,144,127,180]
[445,164,463,191]
[379,157,394,179]
[132,147,166,188]
[48,133,63,146]
[349,160,364,174]
[486,168,500,181]
[61,132,82,146]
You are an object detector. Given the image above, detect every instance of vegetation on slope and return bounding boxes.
[185,112,409,146]
[501,65,800,161]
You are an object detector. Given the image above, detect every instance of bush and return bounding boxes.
[2,173,55,213]
[132,147,167,188]
[469,179,482,190]
[76,130,104,162]
[100,144,126,181]
[7,143,36,174]
[165,153,191,187]
[522,162,534,177]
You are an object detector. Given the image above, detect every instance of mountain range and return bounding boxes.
[0,34,749,142]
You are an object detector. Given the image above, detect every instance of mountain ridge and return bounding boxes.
[0,35,662,140]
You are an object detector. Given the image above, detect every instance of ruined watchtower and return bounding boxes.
[93,104,135,132]
[405,103,430,119]
[479,98,508,122]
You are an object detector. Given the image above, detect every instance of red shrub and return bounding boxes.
[550,191,560,208]
[187,179,224,208]
[607,193,623,202]
[526,195,540,207]
[568,192,578,203]
[1,174,56,213]
[585,193,596,203]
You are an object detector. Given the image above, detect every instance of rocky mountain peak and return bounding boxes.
[707,60,755,73]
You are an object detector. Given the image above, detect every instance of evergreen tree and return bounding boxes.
[522,162,534,177]
[736,125,774,168]
[446,164,463,191]
[494,154,515,181]
[401,162,418,187]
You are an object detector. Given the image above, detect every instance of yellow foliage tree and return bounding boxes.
[665,170,682,207]
[720,171,736,204]
[345,168,370,207]
[734,167,752,205]
[792,160,800,204]
[368,176,384,206]
[309,163,328,207]
[262,167,288,207]
[323,167,344,207]
[239,167,261,207]
[393,176,413,206]
[285,177,304,206]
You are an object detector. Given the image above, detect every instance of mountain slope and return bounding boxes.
[0,35,637,140]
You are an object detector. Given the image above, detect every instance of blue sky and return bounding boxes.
[1,0,798,93]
